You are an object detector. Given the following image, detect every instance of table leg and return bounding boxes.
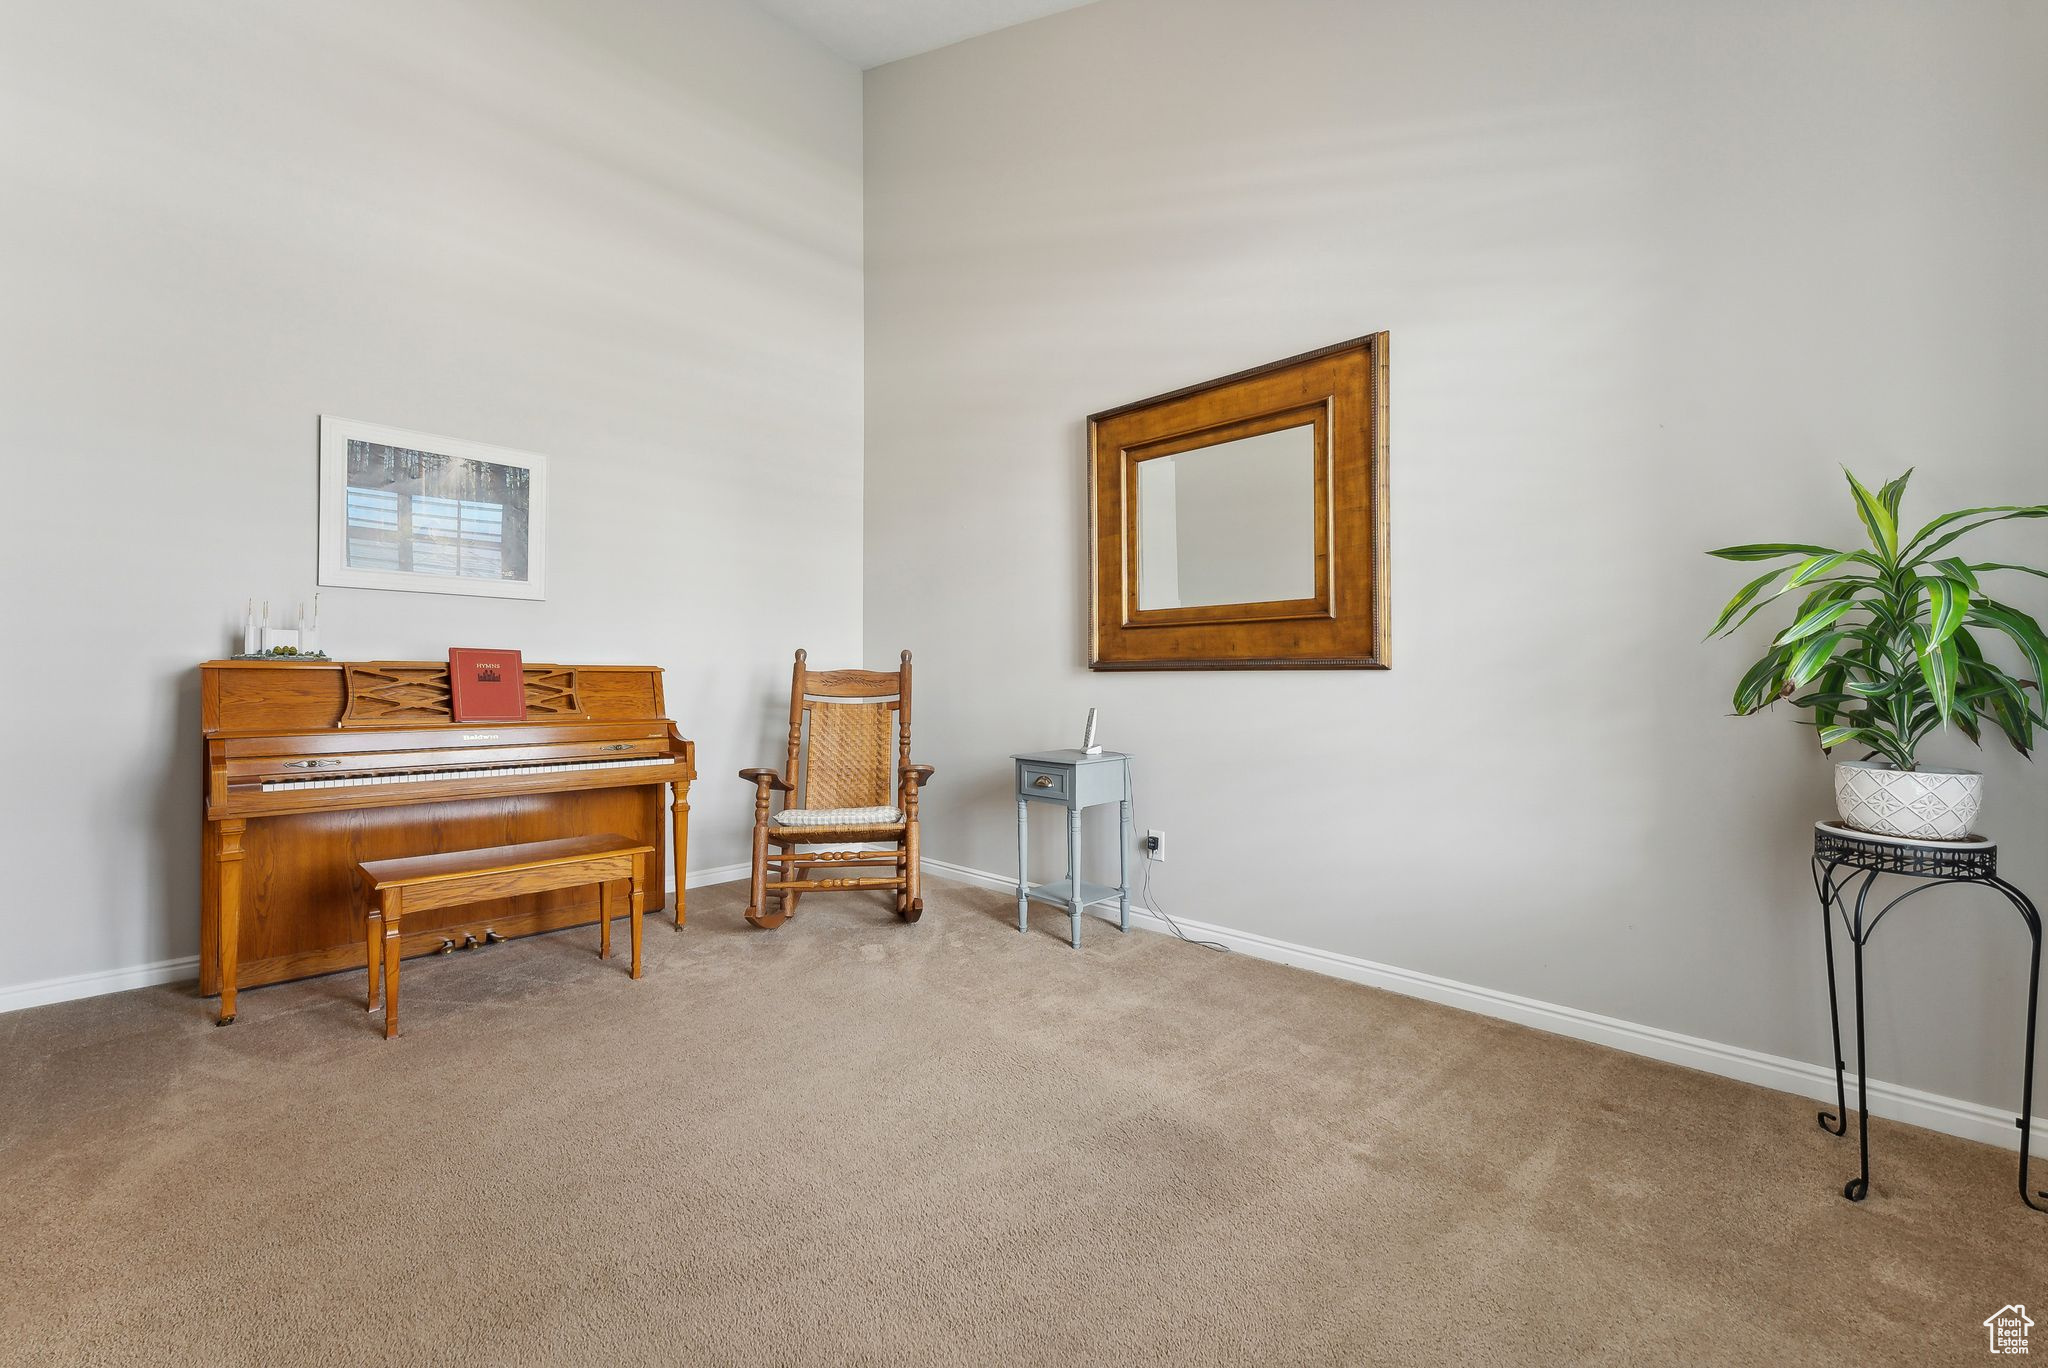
[1814,860,1850,1136]
[1990,876,2047,1211]
[365,910,381,1012]
[1067,806,1082,950]
[2023,906,2045,1211]
[1016,797,1029,933]
[599,881,614,960]
[1118,797,1131,933]
[380,890,402,1040]
[1846,921,1872,1201]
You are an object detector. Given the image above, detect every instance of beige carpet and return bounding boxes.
[2,876,2042,1367]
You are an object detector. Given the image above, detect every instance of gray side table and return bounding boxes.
[1014,749,1132,949]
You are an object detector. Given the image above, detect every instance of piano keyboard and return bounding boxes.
[260,755,671,792]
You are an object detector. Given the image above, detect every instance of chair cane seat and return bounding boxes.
[769,823,907,841]
[769,805,905,841]
[772,806,904,828]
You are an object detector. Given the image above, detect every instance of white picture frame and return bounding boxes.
[318,416,548,601]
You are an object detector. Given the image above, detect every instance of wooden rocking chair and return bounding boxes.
[740,649,934,928]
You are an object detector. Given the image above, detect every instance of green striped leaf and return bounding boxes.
[1706,565,1793,638]
[1911,624,1959,723]
[1844,469,1898,560]
[1788,580,1853,623]
[1774,597,1855,646]
[1793,690,1864,708]
[1965,658,2043,722]
[1877,469,1913,518]
[1809,664,1846,730]
[1983,683,2038,757]
[1786,631,1848,688]
[1787,551,1860,588]
[1969,600,2048,688]
[1919,575,1968,647]
[1732,650,1790,713]
[1906,506,2048,561]
[1705,543,1841,562]
[1990,702,2033,756]
[1969,561,2048,582]
[1817,724,1874,750]
[1723,574,1875,638]
[1931,557,1980,590]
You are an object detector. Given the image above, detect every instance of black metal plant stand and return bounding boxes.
[1811,820,2046,1211]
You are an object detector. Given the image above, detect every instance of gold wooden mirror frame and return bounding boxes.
[1088,333,1389,670]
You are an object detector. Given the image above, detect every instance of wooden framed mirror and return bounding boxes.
[1088,334,1389,669]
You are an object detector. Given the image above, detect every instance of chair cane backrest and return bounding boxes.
[784,649,913,811]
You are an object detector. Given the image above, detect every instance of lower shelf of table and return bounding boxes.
[1022,878,1126,910]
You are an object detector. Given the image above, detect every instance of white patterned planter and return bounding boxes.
[1833,761,1984,841]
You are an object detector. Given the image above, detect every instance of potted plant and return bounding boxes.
[1707,470,2048,841]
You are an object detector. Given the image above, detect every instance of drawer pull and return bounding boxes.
[1032,775,1056,789]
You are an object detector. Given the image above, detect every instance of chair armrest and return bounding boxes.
[738,768,793,791]
[901,763,935,789]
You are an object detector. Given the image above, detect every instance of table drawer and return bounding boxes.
[1018,763,1069,802]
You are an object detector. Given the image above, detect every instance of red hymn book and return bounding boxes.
[448,648,527,723]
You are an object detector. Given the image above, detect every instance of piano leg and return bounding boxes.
[216,818,246,1026]
[671,786,691,930]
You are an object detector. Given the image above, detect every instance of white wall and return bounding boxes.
[0,0,863,995]
[865,0,2048,1113]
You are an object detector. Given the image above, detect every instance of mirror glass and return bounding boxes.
[1134,424,1316,609]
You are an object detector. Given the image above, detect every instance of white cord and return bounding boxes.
[1123,757,1228,953]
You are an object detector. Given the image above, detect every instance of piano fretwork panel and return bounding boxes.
[340,662,585,726]
[199,659,695,1009]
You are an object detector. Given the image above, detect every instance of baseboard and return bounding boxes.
[0,862,757,1016]
[923,858,2048,1154]
[0,955,206,1015]
[684,862,753,891]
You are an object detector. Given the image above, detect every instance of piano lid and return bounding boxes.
[201,659,673,736]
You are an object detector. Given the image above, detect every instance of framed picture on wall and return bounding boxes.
[317,416,548,600]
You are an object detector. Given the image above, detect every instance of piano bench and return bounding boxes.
[356,834,654,1039]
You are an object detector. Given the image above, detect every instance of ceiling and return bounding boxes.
[748,0,1100,69]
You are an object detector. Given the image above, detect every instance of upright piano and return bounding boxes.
[201,658,695,1023]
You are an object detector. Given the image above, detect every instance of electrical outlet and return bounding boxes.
[1145,830,1165,861]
